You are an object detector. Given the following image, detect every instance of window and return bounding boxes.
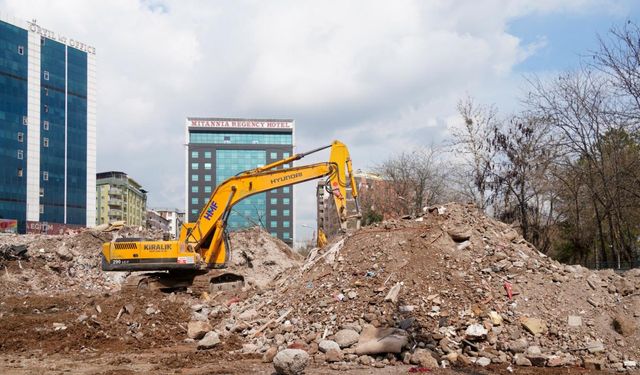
[270,232,277,237]
[283,187,290,193]
[283,232,290,239]
[43,120,49,130]
[17,150,23,160]
[43,138,49,147]
[204,186,212,193]
[39,204,44,214]
[203,151,211,158]
[270,209,277,216]
[270,198,278,205]
[283,164,290,168]
[17,45,24,55]
[270,221,278,228]
[191,162,199,170]
[17,132,24,142]
[204,175,211,182]
[44,105,48,113]
[43,71,49,80]
[44,88,48,96]
[204,163,211,170]
[191,174,198,181]
[283,221,290,228]
[283,198,290,205]
[43,171,48,181]
[223,136,231,143]
[270,152,277,159]
[22,116,28,125]
[17,168,23,177]
[283,152,290,158]
[191,151,199,158]
[283,209,290,216]
[191,186,199,193]
[191,197,198,205]
[39,188,44,197]
[191,209,198,215]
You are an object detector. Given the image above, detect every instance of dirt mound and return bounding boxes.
[209,203,639,371]
[228,227,302,289]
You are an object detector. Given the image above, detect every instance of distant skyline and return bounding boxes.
[2,0,638,243]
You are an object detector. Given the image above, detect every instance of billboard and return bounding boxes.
[0,219,18,233]
[25,221,83,235]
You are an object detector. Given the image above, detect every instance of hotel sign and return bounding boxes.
[27,20,96,55]
[188,119,293,129]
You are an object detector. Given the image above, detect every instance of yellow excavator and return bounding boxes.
[101,140,361,292]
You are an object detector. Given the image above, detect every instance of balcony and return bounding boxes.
[109,199,123,207]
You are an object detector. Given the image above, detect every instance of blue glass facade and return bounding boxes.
[190,132,292,145]
[40,38,66,223]
[66,48,87,225]
[0,21,28,232]
[216,150,266,229]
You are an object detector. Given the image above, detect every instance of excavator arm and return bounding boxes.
[185,140,360,266]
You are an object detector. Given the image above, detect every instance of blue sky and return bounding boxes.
[510,2,640,72]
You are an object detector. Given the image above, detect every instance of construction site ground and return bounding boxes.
[1,207,638,374]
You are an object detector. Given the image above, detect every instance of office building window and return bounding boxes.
[44,88,48,96]
[270,220,278,228]
[283,152,290,158]
[283,221,290,228]
[191,186,199,193]
[191,197,198,205]
[43,171,48,181]
[270,152,277,159]
[39,188,44,197]
[283,232,290,239]
[204,162,212,170]
[17,150,23,159]
[191,174,198,181]
[43,71,49,80]
[270,209,277,216]
[283,209,290,216]
[22,116,28,125]
[270,232,277,237]
[39,204,44,214]
[191,209,198,215]
[191,162,199,170]
[204,175,211,182]
[18,45,24,55]
[283,187,290,193]
[283,198,290,205]
[283,164,290,168]
[204,186,212,193]
[204,151,211,158]
[191,151,199,158]
[43,120,49,130]
[43,138,49,147]
[44,104,48,113]
[17,168,23,177]
[17,132,24,142]
[270,198,278,205]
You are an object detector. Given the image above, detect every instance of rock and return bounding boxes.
[521,317,547,335]
[488,311,503,326]
[238,308,258,321]
[465,324,488,340]
[55,245,73,261]
[347,291,357,299]
[187,320,212,340]
[325,349,343,362]
[355,325,408,355]
[319,340,341,353]
[410,348,439,368]
[145,307,156,315]
[334,329,359,348]
[448,227,471,242]
[586,340,604,353]
[624,360,637,368]
[525,346,541,356]
[476,357,491,367]
[197,331,220,349]
[584,359,604,370]
[273,349,309,375]
[546,356,567,367]
[384,282,402,303]
[514,354,532,366]
[508,338,528,353]
[358,355,374,365]
[262,347,278,363]
[567,315,582,327]
[457,241,472,251]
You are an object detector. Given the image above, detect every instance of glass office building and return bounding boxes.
[185,118,294,245]
[0,15,96,233]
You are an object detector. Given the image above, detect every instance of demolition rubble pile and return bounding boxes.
[190,203,639,371]
[0,226,164,296]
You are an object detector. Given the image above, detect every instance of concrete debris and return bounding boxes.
[355,326,408,355]
[273,349,309,375]
[187,321,211,340]
[384,282,402,303]
[334,329,359,348]
[197,331,220,349]
[409,348,439,368]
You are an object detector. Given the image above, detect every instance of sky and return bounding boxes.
[1,0,639,245]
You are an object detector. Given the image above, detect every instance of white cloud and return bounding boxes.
[0,0,627,242]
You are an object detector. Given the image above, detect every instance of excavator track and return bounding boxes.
[122,270,245,294]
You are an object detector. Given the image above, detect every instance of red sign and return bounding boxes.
[187,118,293,129]
[26,221,83,235]
[0,219,18,233]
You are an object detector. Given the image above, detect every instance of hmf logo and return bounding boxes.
[204,201,218,220]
